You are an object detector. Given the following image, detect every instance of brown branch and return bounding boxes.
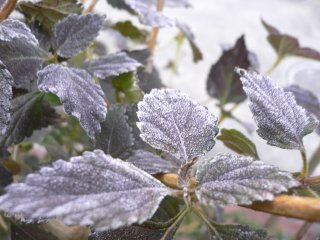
[84,0,98,14]
[0,0,18,22]
[156,173,320,222]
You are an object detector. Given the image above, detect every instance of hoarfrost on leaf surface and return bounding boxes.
[0,61,13,136]
[125,0,175,28]
[137,89,219,163]
[0,150,170,231]
[85,52,141,79]
[53,14,105,58]
[37,64,107,138]
[0,19,38,45]
[237,68,318,150]
[195,153,299,207]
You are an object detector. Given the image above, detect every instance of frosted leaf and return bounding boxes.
[137,89,219,162]
[0,150,170,231]
[284,84,320,134]
[95,105,133,158]
[176,22,203,63]
[0,61,13,135]
[53,14,105,58]
[127,150,179,175]
[0,38,46,87]
[237,69,318,150]
[37,64,107,138]
[0,19,38,45]
[195,153,299,207]
[210,224,269,240]
[86,52,141,79]
[125,0,175,28]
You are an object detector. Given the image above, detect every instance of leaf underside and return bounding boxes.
[53,13,105,58]
[195,153,299,206]
[238,69,318,150]
[0,150,170,231]
[37,64,107,138]
[137,89,219,163]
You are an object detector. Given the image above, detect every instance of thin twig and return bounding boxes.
[84,0,98,14]
[0,0,18,22]
[156,173,320,221]
[294,222,313,240]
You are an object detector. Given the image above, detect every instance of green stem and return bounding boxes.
[192,205,222,239]
[299,150,308,180]
[160,207,189,240]
[265,55,283,75]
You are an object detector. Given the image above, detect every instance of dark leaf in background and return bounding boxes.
[262,19,320,60]
[106,0,132,11]
[209,223,269,240]
[18,0,83,34]
[89,197,183,240]
[284,84,320,134]
[112,20,148,42]
[0,19,38,45]
[238,69,318,150]
[0,38,47,87]
[217,128,259,159]
[95,105,133,158]
[11,222,58,240]
[127,150,179,174]
[206,35,258,105]
[111,72,144,103]
[37,64,107,138]
[127,49,165,93]
[0,61,14,135]
[137,89,219,162]
[195,154,299,207]
[0,148,13,195]
[53,14,105,58]
[85,52,141,79]
[125,0,175,28]
[176,21,203,63]
[0,92,58,147]
[0,150,171,231]
[28,22,52,51]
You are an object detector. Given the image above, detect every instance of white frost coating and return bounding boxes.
[127,150,179,175]
[0,61,14,135]
[237,68,318,150]
[0,19,38,45]
[86,52,141,79]
[53,14,105,58]
[125,0,175,28]
[137,89,219,163]
[195,153,300,207]
[37,64,107,138]
[0,150,170,231]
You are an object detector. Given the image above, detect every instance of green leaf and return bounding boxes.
[262,19,320,60]
[112,20,148,42]
[18,0,83,34]
[112,72,143,103]
[94,105,133,158]
[217,129,259,159]
[0,92,58,147]
[209,223,269,240]
[206,35,258,105]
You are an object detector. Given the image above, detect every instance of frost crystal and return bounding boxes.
[195,153,300,207]
[0,150,170,231]
[237,68,318,150]
[137,89,219,163]
[37,64,107,138]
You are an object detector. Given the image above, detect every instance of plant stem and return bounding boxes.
[192,205,221,239]
[160,207,189,240]
[299,149,308,180]
[0,0,17,21]
[265,55,283,75]
[294,222,312,240]
[146,0,165,72]
[84,0,98,13]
